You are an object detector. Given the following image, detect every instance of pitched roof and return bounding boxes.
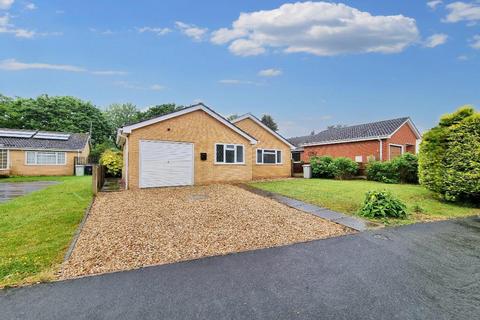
[231,113,295,149]
[289,117,420,147]
[117,103,258,145]
[0,128,90,151]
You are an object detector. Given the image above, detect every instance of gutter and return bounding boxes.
[378,138,383,161]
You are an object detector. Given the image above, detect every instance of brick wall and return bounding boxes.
[126,110,254,189]
[384,123,418,160]
[234,118,292,179]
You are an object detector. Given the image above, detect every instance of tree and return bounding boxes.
[139,103,183,121]
[418,106,480,202]
[227,114,239,121]
[104,103,140,132]
[0,94,112,145]
[261,114,278,131]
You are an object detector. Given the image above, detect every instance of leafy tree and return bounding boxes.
[104,103,140,131]
[0,94,112,145]
[100,149,123,177]
[227,114,239,121]
[139,103,183,121]
[419,106,480,202]
[261,114,278,131]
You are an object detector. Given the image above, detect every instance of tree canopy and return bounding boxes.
[261,114,279,131]
[0,94,112,145]
[104,103,140,132]
[418,105,480,202]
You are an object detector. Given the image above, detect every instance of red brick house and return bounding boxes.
[289,117,421,170]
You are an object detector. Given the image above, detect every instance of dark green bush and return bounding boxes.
[358,190,407,219]
[310,156,336,178]
[332,157,359,180]
[366,153,418,184]
[419,106,480,202]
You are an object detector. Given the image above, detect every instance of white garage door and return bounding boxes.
[139,140,194,188]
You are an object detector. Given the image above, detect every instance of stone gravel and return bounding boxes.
[61,184,352,278]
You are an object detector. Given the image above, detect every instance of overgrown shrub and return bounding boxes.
[332,157,359,180]
[358,190,407,219]
[310,156,336,178]
[419,106,480,202]
[366,153,418,184]
[100,149,123,177]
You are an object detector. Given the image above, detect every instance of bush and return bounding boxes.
[419,106,480,202]
[366,153,418,184]
[100,149,123,177]
[310,156,336,178]
[358,190,407,219]
[332,157,359,180]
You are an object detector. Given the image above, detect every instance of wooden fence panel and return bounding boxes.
[92,165,105,194]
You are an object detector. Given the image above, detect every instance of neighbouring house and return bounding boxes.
[116,103,295,189]
[289,117,421,171]
[0,128,90,176]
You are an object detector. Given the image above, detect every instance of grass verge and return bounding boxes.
[0,176,92,288]
[250,179,479,225]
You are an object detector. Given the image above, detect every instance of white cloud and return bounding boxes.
[136,26,171,36]
[0,14,59,38]
[25,2,36,10]
[258,68,282,77]
[423,33,448,47]
[219,79,259,85]
[427,1,443,10]
[444,1,480,23]
[0,58,126,75]
[0,0,14,10]
[470,34,480,49]
[115,81,165,91]
[175,21,208,41]
[457,54,469,60]
[210,1,419,57]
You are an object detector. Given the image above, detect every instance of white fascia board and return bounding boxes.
[301,135,389,147]
[120,104,257,144]
[232,114,295,149]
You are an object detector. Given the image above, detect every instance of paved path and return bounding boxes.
[0,181,58,203]
[240,184,372,231]
[1,217,479,320]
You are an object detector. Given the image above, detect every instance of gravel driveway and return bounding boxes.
[62,184,351,278]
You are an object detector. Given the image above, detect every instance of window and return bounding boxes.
[215,144,244,164]
[256,149,282,164]
[26,151,67,165]
[292,152,301,163]
[355,155,363,163]
[0,149,8,170]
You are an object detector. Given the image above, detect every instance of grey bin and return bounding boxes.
[302,164,312,179]
[75,165,85,176]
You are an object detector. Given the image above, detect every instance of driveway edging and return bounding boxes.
[239,184,372,231]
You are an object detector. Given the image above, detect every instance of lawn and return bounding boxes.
[250,179,480,225]
[0,176,92,288]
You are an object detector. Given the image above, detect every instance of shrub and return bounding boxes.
[366,153,418,184]
[419,106,480,202]
[358,190,407,219]
[310,156,336,178]
[332,157,359,180]
[100,149,123,177]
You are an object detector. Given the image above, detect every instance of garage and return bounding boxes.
[139,140,194,188]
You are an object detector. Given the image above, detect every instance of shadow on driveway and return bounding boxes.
[1,217,479,320]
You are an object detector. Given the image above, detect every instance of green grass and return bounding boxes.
[250,179,479,225]
[0,176,92,288]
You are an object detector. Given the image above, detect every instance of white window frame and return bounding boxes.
[0,149,9,170]
[256,149,283,165]
[388,144,404,160]
[25,151,67,166]
[214,143,245,165]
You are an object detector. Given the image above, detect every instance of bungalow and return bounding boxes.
[116,103,295,189]
[0,128,90,176]
[289,117,421,168]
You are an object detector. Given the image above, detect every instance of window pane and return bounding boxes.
[236,146,243,163]
[57,152,66,164]
[263,152,276,164]
[37,152,57,165]
[226,145,235,150]
[216,144,224,162]
[276,151,282,163]
[257,149,262,163]
[225,149,235,163]
[0,150,7,169]
[26,151,35,164]
[292,152,301,162]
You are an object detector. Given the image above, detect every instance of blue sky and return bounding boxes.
[0,0,479,136]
